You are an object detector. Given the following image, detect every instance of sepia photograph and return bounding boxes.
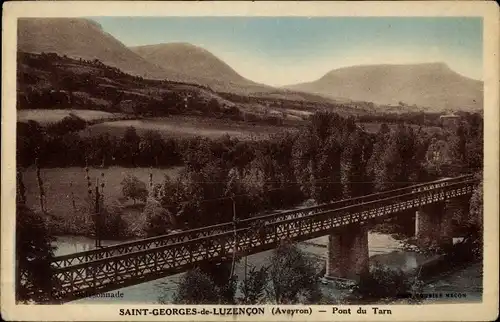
[1,1,498,321]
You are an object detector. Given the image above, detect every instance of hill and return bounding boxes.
[286,63,483,112]
[130,43,256,85]
[17,18,172,80]
[17,52,356,124]
[16,51,239,116]
[130,43,306,95]
[17,18,334,102]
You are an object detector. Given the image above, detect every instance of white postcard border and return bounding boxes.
[2,1,498,321]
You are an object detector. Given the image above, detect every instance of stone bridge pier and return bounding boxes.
[416,196,471,248]
[415,202,450,248]
[324,226,369,281]
[323,196,471,281]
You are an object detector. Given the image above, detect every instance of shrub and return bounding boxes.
[169,268,220,304]
[142,197,171,237]
[267,242,321,304]
[16,204,57,303]
[46,114,87,136]
[239,265,268,304]
[350,263,421,304]
[100,200,130,239]
[121,175,148,205]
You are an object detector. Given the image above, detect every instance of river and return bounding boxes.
[54,233,482,305]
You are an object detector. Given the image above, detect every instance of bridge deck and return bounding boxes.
[51,174,474,268]
[23,175,477,302]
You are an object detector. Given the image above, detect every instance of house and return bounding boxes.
[440,113,461,129]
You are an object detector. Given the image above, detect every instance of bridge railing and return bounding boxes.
[49,178,477,301]
[50,174,475,268]
[51,221,234,267]
[268,178,476,231]
[240,174,474,226]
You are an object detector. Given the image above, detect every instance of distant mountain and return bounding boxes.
[287,63,483,112]
[17,18,320,100]
[131,43,250,84]
[18,18,170,80]
[130,43,279,94]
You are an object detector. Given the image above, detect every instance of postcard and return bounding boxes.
[1,1,498,321]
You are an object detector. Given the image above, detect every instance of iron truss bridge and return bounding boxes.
[22,175,477,302]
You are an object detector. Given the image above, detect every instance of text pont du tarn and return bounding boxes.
[332,307,392,315]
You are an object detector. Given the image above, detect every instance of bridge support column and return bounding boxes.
[416,202,453,248]
[325,226,368,281]
[447,195,472,236]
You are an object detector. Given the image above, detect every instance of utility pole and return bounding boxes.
[94,173,105,249]
[95,179,101,249]
[244,249,248,301]
[149,167,153,196]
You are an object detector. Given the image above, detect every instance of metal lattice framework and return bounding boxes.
[25,175,477,302]
[51,174,473,268]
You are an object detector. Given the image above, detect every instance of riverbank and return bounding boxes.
[421,261,482,303]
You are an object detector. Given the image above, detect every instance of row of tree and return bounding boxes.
[145,112,482,231]
[15,116,484,304]
[17,110,483,236]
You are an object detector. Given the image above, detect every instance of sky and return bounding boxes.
[91,17,483,86]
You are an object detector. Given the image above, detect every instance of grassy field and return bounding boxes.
[82,115,298,140]
[22,166,183,220]
[17,109,125,124]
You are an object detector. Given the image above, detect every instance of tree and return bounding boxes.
[448,122,468,174]
[469,176,483,231]
[162,91,183,114]
[180,160,233,228]
[139,130,166,167]
[292,125,319,199]
[143,197,171,237]
[17,120,46,168]
[100,200,130,239]
[459,175,483,260]
[121,126,141,166]
[183,137,215,172]
[315,135,342,203]
[341,129,369,198]
[239,265,268,304]
[368,124,421,192]
[230,141,255,176]
[58,75,78,104]
[46,114,87,136]
[350,263,422,304]
[16,204,57,303]
[169,268,220,304]
[267,242,321,304]
[121,175,148,205]
[271,132,303,207]
[165,261,237,305]
[159,174,188,229]
[207,98,221,115]
[424,139,453,178]
[199,261,237,304]
[464,115,483,172]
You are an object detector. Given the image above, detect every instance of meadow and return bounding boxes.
[17,109,125,124]
[82,115,298,140]
[22,166,183,221]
